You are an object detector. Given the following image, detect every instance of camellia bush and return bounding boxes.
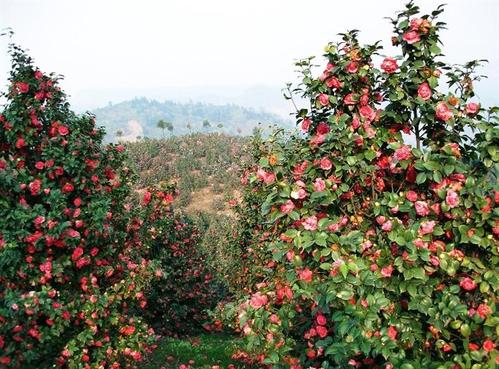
[227,2,498,369]
[138,186,224,336]
[0,46,158,368]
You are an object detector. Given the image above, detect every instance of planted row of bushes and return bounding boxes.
[0,45,223,368]
[221,2,498,369]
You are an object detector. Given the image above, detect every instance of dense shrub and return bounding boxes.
[0,46,157,368]
[139,187,225,336]
[225,3,498,369]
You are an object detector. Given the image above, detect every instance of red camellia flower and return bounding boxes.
[483,339,495,352]
[417,82,432,100]
[62,183,74,193]
[476,303,492,319]
[403,31,421,44]
[119,326,136,336]
[316,325,328,338]
[387,326,397,341]
[72,247,84,261]
[459,277,477,291]
[468,343,479,351]
[15,82,29,93]
[381,57,398,74]
[15,137,26,149]
[435,101,453,121]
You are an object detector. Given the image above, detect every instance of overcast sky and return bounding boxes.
[1,0,498,109]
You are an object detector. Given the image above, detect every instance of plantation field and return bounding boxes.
[0,2,497,369]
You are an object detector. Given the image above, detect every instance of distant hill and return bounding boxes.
[90,97,293,140]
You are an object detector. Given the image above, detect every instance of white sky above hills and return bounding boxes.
[0,0,498,114]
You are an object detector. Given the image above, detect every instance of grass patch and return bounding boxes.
[144,333,255,369]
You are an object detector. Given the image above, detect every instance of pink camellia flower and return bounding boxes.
[381,220,393,232]
[381,264,394,277]
[429,255,440,267]
[301,118,312,132]
[344,93,356,105]
[410,18,424,31]
[313,178,326,192]
[326,76,342,89]
[394,145,412,161]
[316,314,327,326]
[256,168,275,184]
[303,216,318,231]
[403,31,421,44]
[435,101,453,121]
[29,179,42,196]
[291,188,307,200]
[387,326,397,340]
[406,190,418,202]
[320,157,332,170]
[415,201,430,216]
[419,220,436,235]
[58,125,69,136]
[298,268,313,282]
[445,189,459,208]
[351,115,360,130]
[346,61,359,74]
[250,292,268,309]
[376,215,386,225]
[459,277,477,291]
[310,134,326,146]
[417,82,432,100]
[359,106,376,122]
[280,200,295,214]
[381,57,398,74]
[318,93,330,106]
[466,102,480,116]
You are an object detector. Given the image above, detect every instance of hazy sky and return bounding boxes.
[1,0,498,109]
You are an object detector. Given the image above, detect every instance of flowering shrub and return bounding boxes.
[138,187,225,336]
[228,3,498,369]
[0,46,157,368]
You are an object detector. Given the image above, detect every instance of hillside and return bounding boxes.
[91,97,293,140]
[125,133,249,215]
